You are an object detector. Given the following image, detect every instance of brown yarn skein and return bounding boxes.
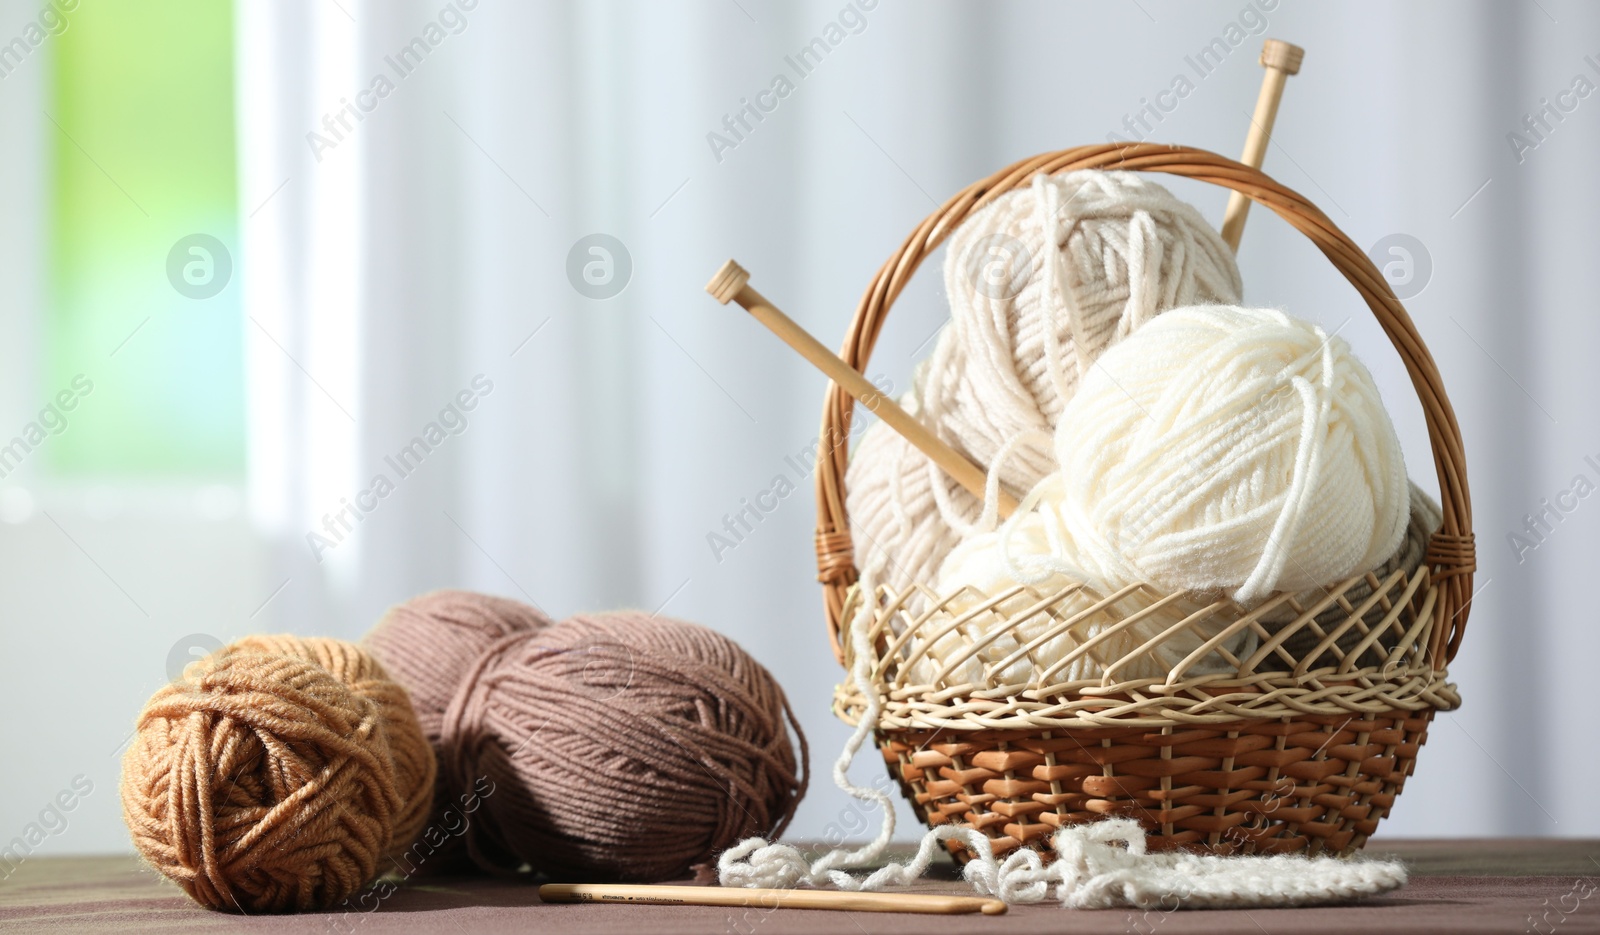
[362,589,551,871]
[363,589,552,748]
[441,611,808,882]
[120,636,435,913]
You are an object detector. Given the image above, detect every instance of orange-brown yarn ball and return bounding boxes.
[119,636,436,913]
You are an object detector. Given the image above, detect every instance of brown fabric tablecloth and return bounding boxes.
[2,840,1596,934]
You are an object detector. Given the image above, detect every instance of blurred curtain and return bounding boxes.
[235,0,1600,841]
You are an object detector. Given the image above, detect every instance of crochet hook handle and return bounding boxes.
[707,259,1017,519]
[1220,38,1304,251]
[539,882,1008,915]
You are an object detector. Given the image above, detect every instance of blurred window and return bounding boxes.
[44,0,242,478]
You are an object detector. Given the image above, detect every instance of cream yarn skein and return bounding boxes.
[847,171,1244,600]
[1042,304,1409,602]
[930,304,1410,684]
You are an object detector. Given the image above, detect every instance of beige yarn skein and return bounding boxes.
[846,171,1244,600]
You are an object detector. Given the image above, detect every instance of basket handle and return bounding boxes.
[814,143,1476,667]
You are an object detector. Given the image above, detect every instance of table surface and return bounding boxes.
[3,840,1598,934]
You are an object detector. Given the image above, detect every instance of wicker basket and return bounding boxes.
[814,143,1476,859]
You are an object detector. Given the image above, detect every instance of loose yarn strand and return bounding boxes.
[1035,173,1081,398]
[1233,319,1337,604]
[719,567,1003,891]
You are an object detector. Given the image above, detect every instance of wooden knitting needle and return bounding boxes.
[539,882,1008,915]
[1219,38,1305,251]
[707,259,1017,519]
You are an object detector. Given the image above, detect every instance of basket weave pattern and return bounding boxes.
[876,712,1434,858]
[814,144,1477,858]
[833,564,1458,731]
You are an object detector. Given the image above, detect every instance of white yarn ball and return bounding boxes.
[926,305,1410,685]
[847,171,1243,600]
[1046,304,1410,603]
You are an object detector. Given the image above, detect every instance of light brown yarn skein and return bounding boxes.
[363,589,552,748]
[119,636,435,913]
[440,611,808,882]
[362,589,552,871]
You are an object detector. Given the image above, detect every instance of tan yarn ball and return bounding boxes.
[846,171,1244,599]
[120,636,436,913]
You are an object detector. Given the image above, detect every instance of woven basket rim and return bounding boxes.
[832,558,1459,731]
[813,142,1476,667]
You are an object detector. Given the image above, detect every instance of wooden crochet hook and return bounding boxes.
[539,882,1008,915]
[707,259,1017,518]
[1219,38,1305,251]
